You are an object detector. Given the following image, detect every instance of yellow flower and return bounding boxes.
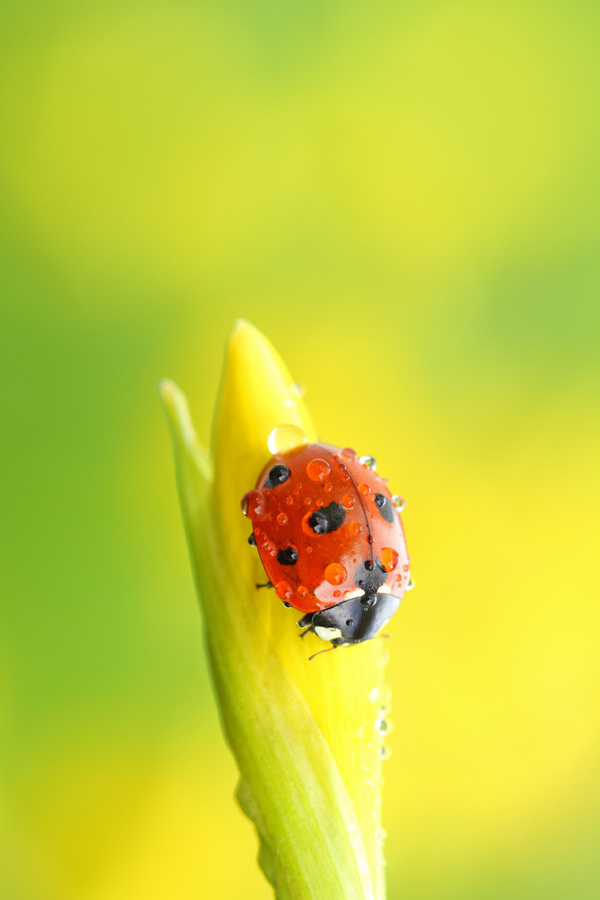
[161,321,390,900]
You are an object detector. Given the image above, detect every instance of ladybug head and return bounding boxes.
[311,592,400,645]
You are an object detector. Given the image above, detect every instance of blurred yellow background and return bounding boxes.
[1,1,599,898]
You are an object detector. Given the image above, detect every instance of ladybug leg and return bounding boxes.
[256,581,274,589]
[297,613,315,638]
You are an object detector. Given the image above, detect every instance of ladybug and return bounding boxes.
[241,443,410,648]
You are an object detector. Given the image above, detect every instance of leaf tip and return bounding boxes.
[159,378,202,451]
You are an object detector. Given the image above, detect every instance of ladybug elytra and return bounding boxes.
[241,443,410,648]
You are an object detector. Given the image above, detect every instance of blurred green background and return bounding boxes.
[1,1,599,897]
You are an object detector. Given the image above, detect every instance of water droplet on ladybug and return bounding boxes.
[380,547,399,572]
[392,494,406,512]
[346,618,354,627]
[358,483,371,496]
[360,455,377,471]
[306,458,331,482]
[364,560,374,571]
[406,577,415,591]
[348,521,362,535]
[285,495,295,506]
[379,746,392,760]
[340,447,358,461]
[342,494,355,508]
[289,382,306,398]
[241,490,267,520]
[333,590,341,598]
[267,424,308,456]
[298,584,310,597]
[403,564,409,572]
[275,580,294,600]
[277,512,289,526]
[324,481,334,492]
[248,533,257,546]
[325,562,347,585]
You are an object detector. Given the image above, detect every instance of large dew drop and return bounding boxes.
[241,490,267,520]
[306,458,331,482]
[325,562,347,586]
[267,424,308,456]
[380,547,399,572]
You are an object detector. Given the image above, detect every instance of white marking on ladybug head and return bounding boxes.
[341,589,365,601]
[377,584,391,594]
[314,625,343,642]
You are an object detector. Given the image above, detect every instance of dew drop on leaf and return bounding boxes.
[268,424,308,455]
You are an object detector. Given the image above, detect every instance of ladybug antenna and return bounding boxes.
[308,645,339,662]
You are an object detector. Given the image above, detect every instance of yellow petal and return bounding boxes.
[162,321,389,899]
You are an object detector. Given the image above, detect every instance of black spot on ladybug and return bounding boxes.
[308,501,346,534]
[374,493,395,523]
[277,546,299,566]
[264,464,291,488]
[308,510,328,533]
[355,560,387,593]
[248,533,257,546]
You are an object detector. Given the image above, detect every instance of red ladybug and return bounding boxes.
[241,443,410,647]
